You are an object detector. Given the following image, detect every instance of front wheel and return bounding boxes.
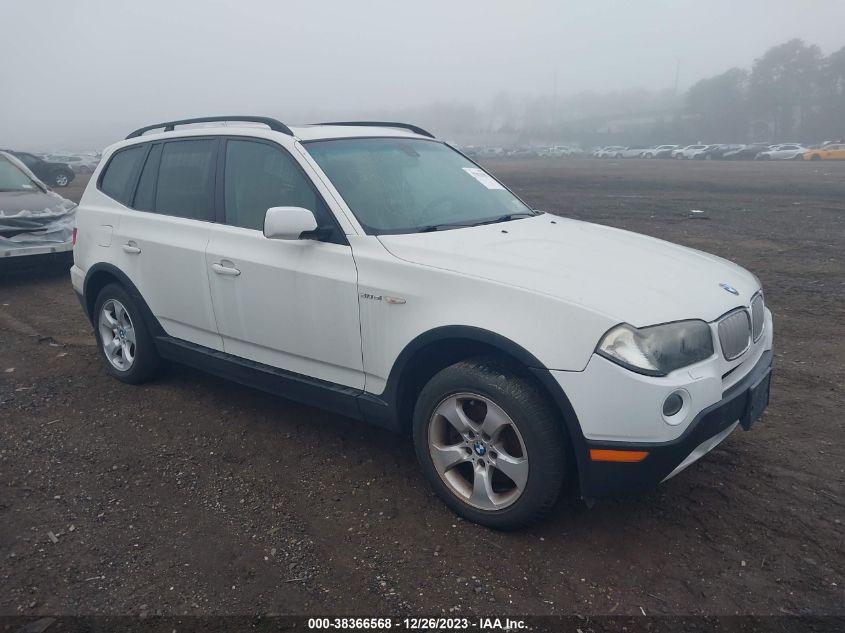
[412,358,567,530]
[810,154,821,161]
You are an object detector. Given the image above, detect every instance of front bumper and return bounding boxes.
[577,348,772,498]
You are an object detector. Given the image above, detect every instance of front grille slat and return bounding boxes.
[751,294,765,341]
[718,310,751,360]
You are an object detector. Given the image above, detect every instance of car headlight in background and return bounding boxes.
[596,320,714,376]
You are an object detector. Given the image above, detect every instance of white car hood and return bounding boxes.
[377,214,759,326]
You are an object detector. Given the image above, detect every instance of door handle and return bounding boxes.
[212,262,241,277]
[122,242,141,254]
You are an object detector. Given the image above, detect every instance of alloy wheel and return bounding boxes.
[98,299,136,371]
[428,392,529,511]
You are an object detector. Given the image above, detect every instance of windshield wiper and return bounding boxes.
[417,212,537,233]
[417,221,474,232]
[468,212,536,227]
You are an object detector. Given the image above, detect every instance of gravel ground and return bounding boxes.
[1,159,843,618]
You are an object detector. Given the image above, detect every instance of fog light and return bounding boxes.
[662,392,684,417]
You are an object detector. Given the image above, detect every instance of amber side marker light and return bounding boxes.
[589,449,649,462]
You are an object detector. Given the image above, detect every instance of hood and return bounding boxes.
[377,214,759,326]
[0,190,76,240]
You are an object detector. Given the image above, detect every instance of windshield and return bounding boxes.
[305,138,535,234]
[0,155,42,193]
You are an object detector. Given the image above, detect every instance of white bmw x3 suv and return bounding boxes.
[71,116,773,529]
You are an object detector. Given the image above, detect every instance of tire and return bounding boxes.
[412,357,567,530]
[52,171,70,187]
[93,283,162,384]
[810,154,821,161]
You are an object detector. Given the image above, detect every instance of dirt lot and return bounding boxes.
[1,159,843,618]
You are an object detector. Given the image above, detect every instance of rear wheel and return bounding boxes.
[52,171,70,187]
[412,358,567,530]
[94,283,162,384]
[810,154,821,161]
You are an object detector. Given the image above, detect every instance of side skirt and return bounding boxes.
[154,336,385,423]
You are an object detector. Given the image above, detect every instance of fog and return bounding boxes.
[2,0,844,150]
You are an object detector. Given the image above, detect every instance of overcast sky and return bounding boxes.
[2,0,843,150]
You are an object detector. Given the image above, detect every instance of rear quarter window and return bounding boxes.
[99,145,147,205]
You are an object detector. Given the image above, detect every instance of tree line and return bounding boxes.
[685,39,844,143]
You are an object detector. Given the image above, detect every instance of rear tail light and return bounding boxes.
[72,227,77,246]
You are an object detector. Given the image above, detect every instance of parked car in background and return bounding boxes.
[642,145,678,159]
[539,145,576,158]
[690,145,721,159]
[697,144,743,160]
[614,146,650,158]
[43,153,102,174]
[803,143,845,160]
[593,146,625,158]
[1,150,76,187]
[672,145,708,159]
[719,144,765,160]
[0,151,76,261]
[755,144,808,160]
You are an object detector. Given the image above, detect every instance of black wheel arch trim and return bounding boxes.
[359,324,590,476]
[81,263,165,338]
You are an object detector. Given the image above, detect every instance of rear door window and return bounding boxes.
[154,139,217,220]
[99,145,147,206]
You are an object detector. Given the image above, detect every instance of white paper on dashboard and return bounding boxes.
[462,167,504,190]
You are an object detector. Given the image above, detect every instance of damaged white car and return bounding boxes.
[0,151,77,261]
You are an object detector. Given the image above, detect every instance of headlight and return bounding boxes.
[596,320,714,376]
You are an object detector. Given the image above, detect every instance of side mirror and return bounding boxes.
[263,207,319,240]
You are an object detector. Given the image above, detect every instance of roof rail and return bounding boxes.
[316,121,435,139]
[126,116,293,139]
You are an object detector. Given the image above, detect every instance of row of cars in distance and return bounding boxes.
[462,145,580,159]
[592,141,845,161]
[0,149,102,187]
